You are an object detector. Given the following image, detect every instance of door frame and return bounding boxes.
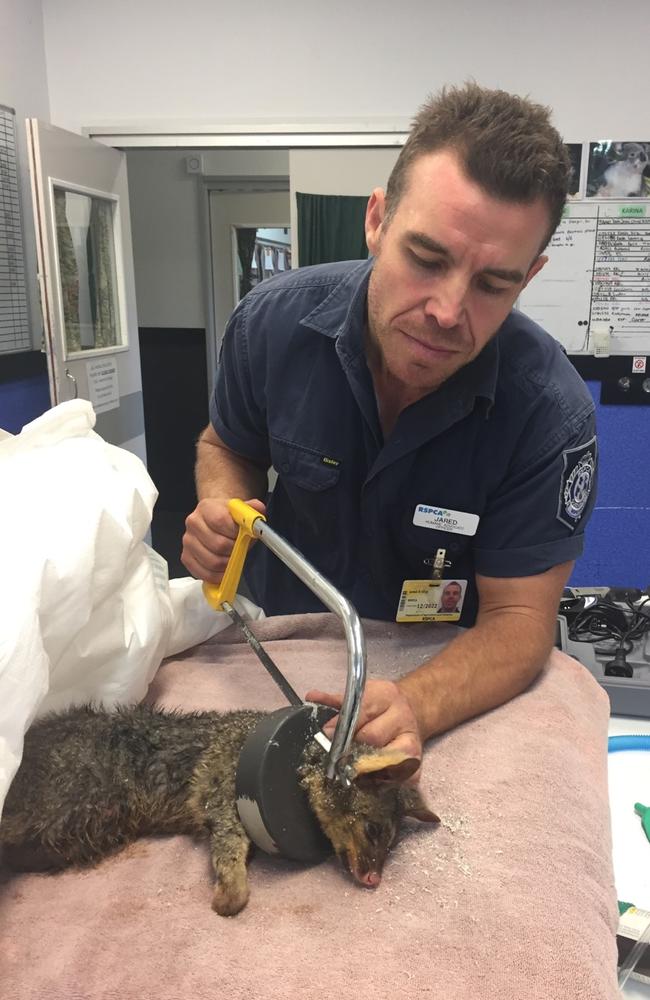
[201,180,291,389]
[83,124,409,150]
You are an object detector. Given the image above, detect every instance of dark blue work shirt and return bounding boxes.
[210,259,597,626]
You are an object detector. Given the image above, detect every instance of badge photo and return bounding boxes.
[396,579,467,623]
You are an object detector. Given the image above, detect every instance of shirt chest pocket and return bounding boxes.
[271,438,341,540]
[270,437,343,540]
[271,437,341,490]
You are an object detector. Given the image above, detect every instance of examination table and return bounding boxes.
[0,613,619,999]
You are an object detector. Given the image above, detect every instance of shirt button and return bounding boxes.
[281,461,290,472]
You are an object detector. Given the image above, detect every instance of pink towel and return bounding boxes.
[0,613,618,999]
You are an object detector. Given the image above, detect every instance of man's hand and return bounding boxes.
[181,497,266,583]
[305,679,423,783]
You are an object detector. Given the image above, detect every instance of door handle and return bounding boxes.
[64,368,78,399]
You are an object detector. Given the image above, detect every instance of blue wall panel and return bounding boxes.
[0,374,50,433]
[570,381,649,589]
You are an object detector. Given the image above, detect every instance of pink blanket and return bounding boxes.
[0,613,618,999]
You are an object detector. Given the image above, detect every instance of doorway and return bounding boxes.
[208,188,291,354]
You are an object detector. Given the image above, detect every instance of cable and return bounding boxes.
[566,593,650,677]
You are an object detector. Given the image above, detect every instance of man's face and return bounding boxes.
[365,150,551,400]
[440,583,462,611]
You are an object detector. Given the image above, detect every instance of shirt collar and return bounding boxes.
[299,258,372,349]
[299,256,501,413]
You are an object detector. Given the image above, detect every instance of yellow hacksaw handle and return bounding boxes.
[202,498,266,611]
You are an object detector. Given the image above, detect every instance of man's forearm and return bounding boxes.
[397,609,556,740]
[195,429,267,503]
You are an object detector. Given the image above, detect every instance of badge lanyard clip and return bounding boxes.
[431,548,447,581]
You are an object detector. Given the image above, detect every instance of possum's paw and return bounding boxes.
[211,878,250,916]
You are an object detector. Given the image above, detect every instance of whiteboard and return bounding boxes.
[519,162,650,356]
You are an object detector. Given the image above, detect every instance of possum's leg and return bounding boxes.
[188,760,253,916]
[208,820,252,917]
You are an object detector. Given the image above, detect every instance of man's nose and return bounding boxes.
[423,276,466,329]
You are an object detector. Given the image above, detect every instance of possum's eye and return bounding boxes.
[364,821,383,842]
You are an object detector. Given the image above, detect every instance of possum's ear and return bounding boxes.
[350,748,420,783]
[399,786,440,824]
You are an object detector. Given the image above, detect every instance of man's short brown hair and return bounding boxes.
[385,82,570,250]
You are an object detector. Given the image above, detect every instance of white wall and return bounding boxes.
[41,0,647,139]
[126,151,205,329]
[24,0,650,339]
[1,0,50,350]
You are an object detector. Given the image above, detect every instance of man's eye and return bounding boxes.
[408,251,442,271]
[477,279,509,296]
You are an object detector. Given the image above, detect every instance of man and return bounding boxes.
[182,83,597,771]
[439,582,463,615]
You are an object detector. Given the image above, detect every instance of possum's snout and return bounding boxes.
[339,844,386,888]
[353,866,381,888]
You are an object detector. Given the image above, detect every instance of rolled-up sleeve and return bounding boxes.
[209,297,271,468]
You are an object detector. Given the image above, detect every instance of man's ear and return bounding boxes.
[350,747,420,783]
[522,254,548,289]
[365,188,387,256]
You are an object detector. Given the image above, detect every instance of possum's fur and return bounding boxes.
[0,704,438,916]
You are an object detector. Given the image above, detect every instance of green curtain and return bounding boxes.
[296,192,368,267]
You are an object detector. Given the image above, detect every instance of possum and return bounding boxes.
[0,704,439,916]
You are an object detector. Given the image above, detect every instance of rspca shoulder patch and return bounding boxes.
[556,437,597,530]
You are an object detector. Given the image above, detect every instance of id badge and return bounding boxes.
[396,579,467,623]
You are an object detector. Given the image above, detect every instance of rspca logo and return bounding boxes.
[557,439,597,529]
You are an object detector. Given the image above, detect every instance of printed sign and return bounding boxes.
[87,358,119,414]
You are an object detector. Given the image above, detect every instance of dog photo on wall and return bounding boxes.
[587,141,650,198]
